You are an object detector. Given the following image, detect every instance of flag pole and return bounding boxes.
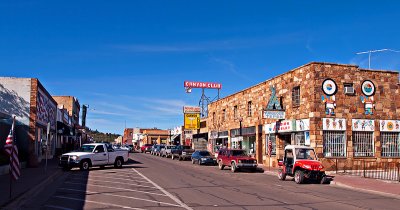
[9,116,15,199]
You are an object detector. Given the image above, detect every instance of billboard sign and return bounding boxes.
[184,81,222,89]
[184,113,200,130]
[263,110,285,119]
[183,106,201,113]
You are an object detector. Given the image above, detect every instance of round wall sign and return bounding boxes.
[361,80,375,96]
[322,79,337,96]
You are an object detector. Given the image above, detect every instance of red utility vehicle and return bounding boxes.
[278,145,330,184]
[217,149,258,172]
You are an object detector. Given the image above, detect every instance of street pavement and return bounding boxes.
[2,153,400,209]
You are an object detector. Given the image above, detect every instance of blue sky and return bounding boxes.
[1,1,399,134]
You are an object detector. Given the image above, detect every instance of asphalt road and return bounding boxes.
[21,152,400,209]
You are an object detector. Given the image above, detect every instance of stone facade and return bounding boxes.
[207,62,400,169]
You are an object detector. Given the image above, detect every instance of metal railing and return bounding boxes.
[332,159,400,182]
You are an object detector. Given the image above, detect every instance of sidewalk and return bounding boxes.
[261,166,400,199]
[0,158,62,208]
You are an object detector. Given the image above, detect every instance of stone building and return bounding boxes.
[140,128,169,145]
[207,62,400,168]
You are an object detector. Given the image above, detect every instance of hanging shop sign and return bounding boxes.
[352,119,375,132]
[360,80,376,115]
[322,118,346,131]
[296,119,310,131]
[321,78,337,116]
[263,86,285,119]
[184,113,200,130]
[183,106,201,113]
[265,120,296,134]
[379,120,400,132]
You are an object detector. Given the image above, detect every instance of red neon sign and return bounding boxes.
[184,81,222,89]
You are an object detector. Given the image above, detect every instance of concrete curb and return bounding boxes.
[2,169,63,209]
[329,180,400,200]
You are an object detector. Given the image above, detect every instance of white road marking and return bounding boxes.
[131,168,193,210]
[52,196,145,210]
[44,205,75,210]
[64,181,168,197]
[88,172,145,179]
[59,188,182,207]
[70,174,149,182]
[68,177,158,189]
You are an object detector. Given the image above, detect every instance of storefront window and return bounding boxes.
[381,132,400,157]
[323,131,346,157]
[294,132,305,146]
[353,131,374,157]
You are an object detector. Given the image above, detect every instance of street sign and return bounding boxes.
[263,110,285,119]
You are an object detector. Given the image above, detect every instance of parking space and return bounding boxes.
[36,166,191,210]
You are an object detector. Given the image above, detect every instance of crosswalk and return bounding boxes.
[42,167,192,210]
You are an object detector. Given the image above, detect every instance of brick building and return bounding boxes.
[141,128,169,145]
[207,62,400,169]
[123,128,133,145]
[0,77,57,167]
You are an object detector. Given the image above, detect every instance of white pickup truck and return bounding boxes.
[59,143,129,171]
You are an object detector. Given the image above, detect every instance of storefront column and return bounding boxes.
[256,124,263,163]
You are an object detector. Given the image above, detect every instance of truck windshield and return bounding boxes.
[78,145,96,152]
[295,148,317,160]
[232,150,247,156]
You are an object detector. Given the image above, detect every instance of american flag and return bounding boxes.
[267,139,273,157]
[4,118,20,181]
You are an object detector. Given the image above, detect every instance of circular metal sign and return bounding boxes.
[361,80,375,96]
[322,79,337,96]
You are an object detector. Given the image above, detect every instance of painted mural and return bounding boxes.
[322,118,346,131]
[380,120,400,132]
[352,119,374,132]
[296,119,310,131]
[321,78,337,116]
[0,80,31,125]
[36,88,56,129]
[360,80,376,115]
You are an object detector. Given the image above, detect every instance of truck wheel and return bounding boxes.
[278,169,286,180]
[179,156,183,161]
[171,155,175,160]
[114,158,123,168]
[294,170,304,184]
[231,162,237,173]
[192,158,195,164]
[218,161,224,170]
[80,160,90,171]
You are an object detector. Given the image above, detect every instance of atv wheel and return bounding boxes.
[294,170,304,184]
[231,162,237,173]
[278,169,286,181]
[218,161,224,170]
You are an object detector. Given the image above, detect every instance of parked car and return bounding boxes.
[191,150,216,165]
[59,143,129,171]
[140,144,153,153]
[217,149,258,172]
[171,145,195,161]
[161,145,176,158]
[154,144,165,156]
[278,145,330,184]
[150,144,158,155]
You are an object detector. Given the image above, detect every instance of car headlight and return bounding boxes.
[303,164,312,170]
[182,152,187,155]
[253,160,257,164]
[238,160,242,163]
[201,158,207,161]
[70,156,79,161]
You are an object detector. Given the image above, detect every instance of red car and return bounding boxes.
[217,149,258,172]
[140,144,153,153]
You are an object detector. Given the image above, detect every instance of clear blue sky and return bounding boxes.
[1,1,399,134]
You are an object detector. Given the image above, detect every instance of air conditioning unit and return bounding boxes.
[344,86,355,94]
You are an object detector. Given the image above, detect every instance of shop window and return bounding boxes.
[247,101,252,117]
[323,131,346,157]
[294,132,305,146]
[234,105,238,119]
[292,86,300,107]
[353,131,374,157]
[381,132,400,157]
[266,134,276,155]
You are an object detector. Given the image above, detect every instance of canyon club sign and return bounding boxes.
[184,81,222,89]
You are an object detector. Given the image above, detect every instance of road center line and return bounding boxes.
[131,168,193,210]
[53,196,145,210]
[64,181,168,197]
[58,188,182,207]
